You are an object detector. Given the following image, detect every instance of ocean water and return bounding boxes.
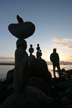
[48,65,72,78]
[0,65,14,80]
[0,64,72,80]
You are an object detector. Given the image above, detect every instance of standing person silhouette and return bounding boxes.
[50,48,61,78]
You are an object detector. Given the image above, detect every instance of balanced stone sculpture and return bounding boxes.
[8,15,35,91]
[29,44,34,56]
[28,44,35,66]
[8,15,35,39]
[36,44,42,59]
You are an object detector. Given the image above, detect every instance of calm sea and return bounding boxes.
[0,64,72,80]
[0,65,14,80]
[48,64,72,78]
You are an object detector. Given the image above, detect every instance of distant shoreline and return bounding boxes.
[0,63,14,65]
[0,63,72,65]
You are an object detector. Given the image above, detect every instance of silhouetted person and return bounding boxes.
[14,39,28,91]
[50,48,61,78]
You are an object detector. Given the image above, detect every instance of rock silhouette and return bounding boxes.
[8,15,35,39]
[16,15,24,23]
[36,44,42,59]
[8,15,36,92]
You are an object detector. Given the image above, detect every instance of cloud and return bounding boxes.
[53,37,72,48]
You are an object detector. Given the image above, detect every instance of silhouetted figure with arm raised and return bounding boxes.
[50,48,61,78]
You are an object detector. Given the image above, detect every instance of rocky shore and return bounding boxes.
[0,69,72,107]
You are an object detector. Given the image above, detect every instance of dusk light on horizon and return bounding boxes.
[0,0,72,62]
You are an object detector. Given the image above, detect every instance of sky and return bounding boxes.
[0,0,72,62]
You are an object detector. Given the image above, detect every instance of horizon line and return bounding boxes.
[0,61,72,65]
[0,56,72,63]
